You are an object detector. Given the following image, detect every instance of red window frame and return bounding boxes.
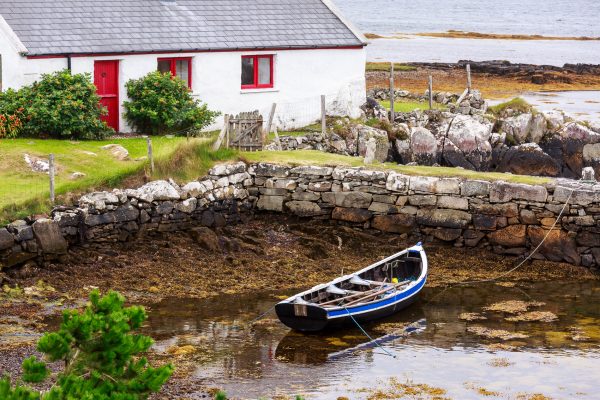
[157,57,192,89]
[241,55,274,89]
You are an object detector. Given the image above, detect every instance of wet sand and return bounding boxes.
[0,215,597,399]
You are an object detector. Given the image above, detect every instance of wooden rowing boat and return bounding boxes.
[275,243,428,332]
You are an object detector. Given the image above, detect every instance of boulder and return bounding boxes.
[0,228,14,251]
[331,207,372,223]
[443,115,493,170]
[487,225,527,247]
[371,214,415,233]
[189,227,220,252]
[495,143,560,177]
[101,144,129,161]
[528,226,580,265]
[138,180,180,202]
[489,181,547,203]
[416,209,471,229]
[363,137,377,164]
[182,181,207,198]
[408,127,438,165]
[499,113,546,144]
[32,219,68,254]
[347,124,389,162]
[286,201,323,217]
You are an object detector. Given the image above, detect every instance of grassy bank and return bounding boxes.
[379,99,447,112]
[1,139,552,224]
[0,137,217,223]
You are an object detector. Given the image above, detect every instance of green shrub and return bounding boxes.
[0,89,28,138]
[0,290,173,399]
[0,70,112,140]
[488,97,533,117]
[124,71,219,135]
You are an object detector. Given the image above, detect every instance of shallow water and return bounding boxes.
[334,0,600,65]
[517,91,600,124]
[146,281,600,399]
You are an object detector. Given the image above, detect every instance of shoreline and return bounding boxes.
[366,31,600,41]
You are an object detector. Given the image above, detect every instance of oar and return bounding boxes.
[343,281,410,307]
[318,278,389,307]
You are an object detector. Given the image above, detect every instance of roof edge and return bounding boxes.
[25,44,366,58]
[0,15,28,54]
[320,0,368,45]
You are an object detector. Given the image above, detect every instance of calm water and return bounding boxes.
[336,0,600,37]
[335,0,600,65]
[146,281,600,399]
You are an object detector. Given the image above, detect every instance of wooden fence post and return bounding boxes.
[49,154,55,204]
[466,63,472,93]
[321,95,326,135]
[389,62,395,122]
[264,103,277,144]
[146,137,154,175]
[428,75,433,110]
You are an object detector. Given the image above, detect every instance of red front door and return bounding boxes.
[94,60,120,131]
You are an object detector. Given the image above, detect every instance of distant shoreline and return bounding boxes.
[365,31,600,41]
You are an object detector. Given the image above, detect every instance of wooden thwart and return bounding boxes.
[321,280,410,308]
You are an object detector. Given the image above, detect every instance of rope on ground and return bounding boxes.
[344,307,397,358]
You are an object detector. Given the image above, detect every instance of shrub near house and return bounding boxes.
[0,70,112,140]
[124,71,219,135]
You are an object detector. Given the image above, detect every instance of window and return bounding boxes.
[157,57,192,89]
[241,55,273,89]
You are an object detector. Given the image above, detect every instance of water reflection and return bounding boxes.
[145,281,600,399]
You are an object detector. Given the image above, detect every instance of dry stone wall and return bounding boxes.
[1,162,600,271]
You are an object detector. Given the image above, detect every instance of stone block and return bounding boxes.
[461,180,490,197]
[528,226,580,265]
[489,181,547,203]
[472,203,519,217]
[472,214,497,231]
[265,178,297,190]
[408,195,437,206]
[286,201,324,217]
[251,163,290,177]
[431,228,462,242]
[416,209,471,229]
[410,176,460,194]
[464,229,485,247]
[290,166,333,176]
[373,194,397,204]
[257,196,284,212]
[371,214,415,233]
[385,172,409,193]
[487,225,526,247]
[259,187,288,196]
[175,198,197,214]
[32,219,68,254]
[437,196,469,210]
[520,209,539,225]
[209,161,246,176]
[0,228,14,251]
[332,207,372,223]
[292,191,320,201]
[308,182,332,192]
[368,202,403,214]
[7,220,34,241]
[333,192,373,208]
[114,205,140,222]
[344,169,387,182]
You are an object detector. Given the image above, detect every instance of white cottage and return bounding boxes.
[0,0,367,132]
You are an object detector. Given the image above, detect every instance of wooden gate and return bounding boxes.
[226,111,264,151]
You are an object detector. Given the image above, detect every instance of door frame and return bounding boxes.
[94,60,120,132]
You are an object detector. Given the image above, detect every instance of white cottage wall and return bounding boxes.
[3,46,366,133]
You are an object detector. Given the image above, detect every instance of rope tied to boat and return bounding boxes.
[343,307,397,358]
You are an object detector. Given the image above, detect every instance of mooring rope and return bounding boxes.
[344,307,397,358]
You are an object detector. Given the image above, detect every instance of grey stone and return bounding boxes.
[209,161,246,176]
[408,195,437,206]
[410,176,460,194]
[386,172,409,193]
[437,196,469,210]
[259,188,288,196]
[332,207,372,223]
[292,191,320,201]
[489,181,547,203]
[181,181,207,198]
[333,192,373,208]
[286,201,323,217]
[257,196,284,212]
[368,202,403,214]
[265,178,297,190]
[156,202,174,215]
[417,209,472,229]
[0,228,14,251]
[175,198,197,214]
[290,166,333,176]
[472,203,519,217]
[114,205,139,222]
[8,220,34,241]
[138,180,180,202]
[520,209,539,225]
[371,214,415,233]
[32,219,68,254]
[308,182,332,192]
[373,194,397,204]
[461,180,490,197]
[101,144,129,160]
[250,163,290,177]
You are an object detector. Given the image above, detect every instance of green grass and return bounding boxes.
[488,97,534,116]
[379,99,447,113]
[241,150,552,185]
[366,62,417,72]
[0,136,201,223]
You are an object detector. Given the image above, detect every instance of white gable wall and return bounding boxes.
[2,47,366,132]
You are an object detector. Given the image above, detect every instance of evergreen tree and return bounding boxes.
[0,290,173,399]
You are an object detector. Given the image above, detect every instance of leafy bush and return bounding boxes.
[0,89,28,138]
[0,290,173,399]
[124,71,219,135]
[0,70,112,140]
[488,97,534,117]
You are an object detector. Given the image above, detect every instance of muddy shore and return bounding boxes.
[0,215,597,398]
[366,62,600,99]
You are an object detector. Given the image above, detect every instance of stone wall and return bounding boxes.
[1,162,600,271]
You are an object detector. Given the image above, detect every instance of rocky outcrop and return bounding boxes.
[495,143,561,177]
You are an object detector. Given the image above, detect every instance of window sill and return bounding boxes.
[240,88,279,94]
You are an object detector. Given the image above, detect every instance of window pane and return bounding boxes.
[241,57,255,86]
[157,60,171,74]
[258,57,271,85]
[175,59,190,87]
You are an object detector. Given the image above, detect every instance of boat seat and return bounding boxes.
[349,275,371,286]
[326,285,347,295]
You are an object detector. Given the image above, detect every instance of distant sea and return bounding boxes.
[336,0,600,65]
